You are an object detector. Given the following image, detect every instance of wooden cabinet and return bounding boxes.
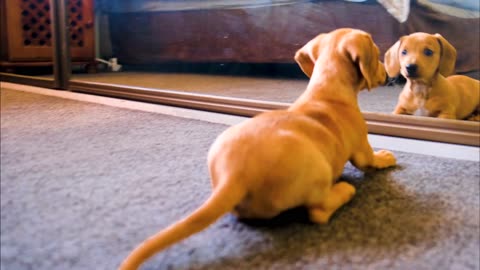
[1,0,95,71]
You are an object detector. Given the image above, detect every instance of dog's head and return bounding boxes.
[294,28,387,91]
[384,32,457,83]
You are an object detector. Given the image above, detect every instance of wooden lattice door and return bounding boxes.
[1,0,94,64]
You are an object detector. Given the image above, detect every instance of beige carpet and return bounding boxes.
[1,88,479,270]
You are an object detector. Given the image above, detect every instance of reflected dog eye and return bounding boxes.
[401,49,408,56]
[424,48,433,56]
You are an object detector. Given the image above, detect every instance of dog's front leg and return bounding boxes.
[350,141,396,171]
[392,105,412,115]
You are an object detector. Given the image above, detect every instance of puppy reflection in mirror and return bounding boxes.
[385,32,480,121]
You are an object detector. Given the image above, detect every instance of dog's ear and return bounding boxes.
[340,33,379,90]
[384,39,402,78]
[434,33,457,76]
[294,34,326,78]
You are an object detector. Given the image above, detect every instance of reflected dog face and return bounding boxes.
[398,33,443,82]
[384,32,457,84]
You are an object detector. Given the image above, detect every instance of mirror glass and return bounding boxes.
[1,0,56,81]
[69,0,479,119]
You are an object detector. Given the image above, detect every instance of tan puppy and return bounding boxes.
[119,28,396,270]
[385,32,480,120]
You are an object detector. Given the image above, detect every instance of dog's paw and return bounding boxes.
[309,209,331,224]
[373,150,396,168]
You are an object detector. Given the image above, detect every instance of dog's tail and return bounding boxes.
[118,179,247,270]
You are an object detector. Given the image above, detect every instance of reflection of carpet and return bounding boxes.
[71,72,403,113]
[1,89,479,270]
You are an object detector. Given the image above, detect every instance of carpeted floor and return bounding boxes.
[1,88,479,270]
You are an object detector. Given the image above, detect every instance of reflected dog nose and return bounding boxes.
[405,64,418,77]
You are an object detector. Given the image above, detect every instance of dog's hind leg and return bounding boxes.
[307,182,356,224]
[437,111,456,119]
[466,114,480,121]
[465,106,480,121]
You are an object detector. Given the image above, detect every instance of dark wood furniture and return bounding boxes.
[0,0,95,72]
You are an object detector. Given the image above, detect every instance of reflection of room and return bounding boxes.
[2,0,479,115]
[70,0,478,115]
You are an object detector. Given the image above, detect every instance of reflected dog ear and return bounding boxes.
[384,38,403,78]
[339,32,379,90]
[434,33,457,77]
[294,34,326,78]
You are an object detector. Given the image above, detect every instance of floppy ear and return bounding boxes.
[434,33,457,76]
[340,33,379,90]
[294,34,326,78]
[384,39,402,78]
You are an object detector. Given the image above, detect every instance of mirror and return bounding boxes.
[67,0,478,122]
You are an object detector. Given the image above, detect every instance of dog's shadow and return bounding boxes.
[149,164,460,270]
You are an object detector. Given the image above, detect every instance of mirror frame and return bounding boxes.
[1,73,54,89]
[67,80,480,147]
[1,74,478,146]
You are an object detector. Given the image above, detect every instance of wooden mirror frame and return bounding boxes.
[1,75,478,146]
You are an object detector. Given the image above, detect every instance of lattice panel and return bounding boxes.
[68,0,85,47]
[20,0,86,47]
[20,0,52,46]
